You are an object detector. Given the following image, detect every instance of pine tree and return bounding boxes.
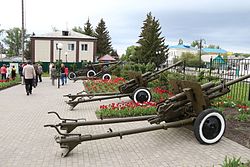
[110,49,119,59]
[135,12,168,67]
[83,18,94,36]
[72,26,84,34]
[95,19,112,57]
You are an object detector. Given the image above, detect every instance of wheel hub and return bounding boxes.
[136,91,149,103]
[202,116,221,140]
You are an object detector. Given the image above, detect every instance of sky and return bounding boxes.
[0,0,250,55]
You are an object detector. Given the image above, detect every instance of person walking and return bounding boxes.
[51,65,57,86]
[64,65,68,84]
[23,61,36,96]
[60,64,66,85]
[0,64,7,80]
[11,65,16,80]
[6,65,11,80]
[19,63,24,84]
[33,62,39,87]
[49,63,54,79]
[38,64,43,82]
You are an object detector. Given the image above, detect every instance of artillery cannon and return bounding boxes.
[44,73,250,157]
[64,61,184,110]
[70,61,122,81]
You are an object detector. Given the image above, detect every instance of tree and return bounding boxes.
[177,52,204,68]
[83,18,94,36]
[95,18,112,57]
[135,12,168,67]
[72,19,94,36]
[178,39,183,45]
[121,45,137,61]
[110,49,119,59]
[191,40,199,48]
[23,40,31,60]
[3,27,29,57]
[72,26,84,34]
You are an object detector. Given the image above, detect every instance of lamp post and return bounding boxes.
[65,52,68,63]
[21,0,25,63]
[57,43,63,88]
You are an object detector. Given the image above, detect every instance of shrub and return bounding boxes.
[220,156,247,167]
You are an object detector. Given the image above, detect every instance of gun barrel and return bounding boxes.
[206,74,250,95]
[153,61,183,76]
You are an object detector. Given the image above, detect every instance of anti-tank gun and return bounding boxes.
[64,61,184,109]
[45,74,250,157]
[68,61,122,81]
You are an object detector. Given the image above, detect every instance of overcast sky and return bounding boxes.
[1,0,250,55]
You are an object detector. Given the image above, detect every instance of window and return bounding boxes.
[68,44,75,51]
[81,44,88,51]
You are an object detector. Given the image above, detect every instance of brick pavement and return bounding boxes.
[0,77,249,167]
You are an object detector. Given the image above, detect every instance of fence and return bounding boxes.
[175,58,250,102]
[209,58,250,102]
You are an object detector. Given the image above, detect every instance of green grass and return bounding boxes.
[227,82,250,102]
[0,76,21,90]
[220,156,250,167]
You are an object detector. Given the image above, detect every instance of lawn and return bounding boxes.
[227,82,250,102]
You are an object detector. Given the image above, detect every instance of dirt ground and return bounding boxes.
[223,108,250,149]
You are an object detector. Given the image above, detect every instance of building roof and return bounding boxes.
[169,44,196,50]
[98,55,116,61]
[202,48,227,54]
[32,30,97,40]
[213,55,226,64]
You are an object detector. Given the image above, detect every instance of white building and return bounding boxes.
[31,30,97,63]
[168,44,198,61]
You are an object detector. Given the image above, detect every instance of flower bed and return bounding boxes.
[212,96,250,122]
[83,77,173,118]
[0,77,21,90]
[84,77,126,93]
[96,101,157,118]
[96,87,173,118]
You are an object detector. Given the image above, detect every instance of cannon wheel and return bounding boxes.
[132,88,152,104]
[194,109,226,144]
[102,73,112,80]
[68,72,77,79]
[87,70,96,77]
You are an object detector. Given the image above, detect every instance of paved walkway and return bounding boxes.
[0,78,249,167]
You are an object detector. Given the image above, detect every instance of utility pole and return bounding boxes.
[199,39,202,72]
[198,39,206,72]
[21,0,25,62]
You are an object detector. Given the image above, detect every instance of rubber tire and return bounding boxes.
[132,88,152,104]
[87,70,96,77]
[194,108,226,144]
[102,73,111,80]
[68,72,76,79]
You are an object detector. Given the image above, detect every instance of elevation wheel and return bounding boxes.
[194,109,226,144]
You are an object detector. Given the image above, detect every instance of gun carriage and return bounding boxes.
[45,73,250,157]
[64,61,184,110]
[68,61,121,81]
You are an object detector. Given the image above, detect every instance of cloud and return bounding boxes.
[1,0,250,54]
